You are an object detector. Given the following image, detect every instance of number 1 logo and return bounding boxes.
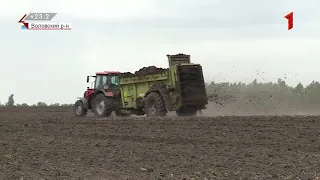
[284,12,293,30]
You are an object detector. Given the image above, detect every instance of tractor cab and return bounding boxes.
[87,71,120,90]
[74,71,121,117]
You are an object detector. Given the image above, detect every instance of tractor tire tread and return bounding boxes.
[74,100,88,117]
[93,94,115,117]
[145,92,167,117]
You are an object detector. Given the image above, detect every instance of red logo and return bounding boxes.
[284,12,293,30]
[18,14,29,29]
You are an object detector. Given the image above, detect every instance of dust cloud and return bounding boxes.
[200,102,320,116]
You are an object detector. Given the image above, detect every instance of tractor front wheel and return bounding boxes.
[74,100,88,117]
[93,94,115,117]
[144,92,167,117]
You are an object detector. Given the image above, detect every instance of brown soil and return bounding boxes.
[120,66,168,78]
[1,107,320,179]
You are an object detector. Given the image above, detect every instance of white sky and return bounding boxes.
[0,0,319,104]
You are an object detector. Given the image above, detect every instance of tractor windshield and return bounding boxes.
[94,75,120,89]
[95,75,108,89]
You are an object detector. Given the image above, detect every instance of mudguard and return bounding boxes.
[145,83,174,111]
[77,97,89,109]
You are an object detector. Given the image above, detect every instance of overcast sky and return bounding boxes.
[0,0,319,104]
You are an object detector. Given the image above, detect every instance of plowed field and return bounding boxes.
[1,107,320,180]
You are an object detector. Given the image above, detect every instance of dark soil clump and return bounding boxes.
[120,66,168,78]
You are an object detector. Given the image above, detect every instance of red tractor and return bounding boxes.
[74,71,121,117]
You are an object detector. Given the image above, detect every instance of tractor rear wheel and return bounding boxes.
[93,94,115,117]
[74,100,87,117]
[145,92,167,117]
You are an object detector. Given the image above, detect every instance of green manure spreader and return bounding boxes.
[74,53,208,117]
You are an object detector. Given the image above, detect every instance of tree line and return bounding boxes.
[0,94,73,107]
[1,78,320,109]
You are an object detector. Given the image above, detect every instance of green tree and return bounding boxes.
[294,83,304,94]
[6,94,14,107]
[21,103,29,107]
[37,102,47,106]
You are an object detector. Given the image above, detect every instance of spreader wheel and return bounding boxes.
[144,92,167,117]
